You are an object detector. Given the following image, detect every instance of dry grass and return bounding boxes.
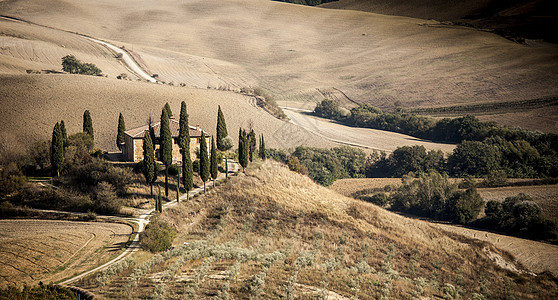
[75,161,557,298]
[0,219,132,287]
[1,0,558,134]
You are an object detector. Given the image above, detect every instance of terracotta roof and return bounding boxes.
[124,119,208,139]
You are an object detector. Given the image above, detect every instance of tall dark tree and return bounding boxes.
[216,105,228,151]
[142,131,156,196]
[259,134,266,160]
[178,101,193,200]
[60,120,68,148]
[248,129,256,162]
[238,129,249,172]
[156,187,163,213]
[50,122,64,177]
[164,102,173,118]
[83,110,94,142]
[199,132,210,192]
[117,113,126,151]
[210,136,218,185]
[160,108,173,197]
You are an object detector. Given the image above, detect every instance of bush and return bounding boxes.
[92,182,121,214]
[287,156,308,176]
[314,99,342,120]
[62,55,102,76]
[168,164,181,176]
[360,192,389,207]
[140,221,177,252]
[192,160,200,174]
[0,284,78,299]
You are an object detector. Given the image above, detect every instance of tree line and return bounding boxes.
[314,99,558,178]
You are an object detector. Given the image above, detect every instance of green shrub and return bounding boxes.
[192,160,200,174]
[140,221,176,253]
[360,193,389,207]
[62,55,102,76]
[0,284,78,299]
[168,163,181,176]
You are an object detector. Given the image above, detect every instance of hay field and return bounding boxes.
[1,0,558,134]
[74,161,557,298]
[0,219,132,287]
[0,74,334,152]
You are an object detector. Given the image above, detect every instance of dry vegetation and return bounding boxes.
[1,0,557,134]
[330,177,558,277]
[0,219,132,287]
[73,161,557,299]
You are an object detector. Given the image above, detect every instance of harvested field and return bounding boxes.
[0,219,132,287]
[330,177,401,196]
[478,184,558,223]
[0,74,334,152]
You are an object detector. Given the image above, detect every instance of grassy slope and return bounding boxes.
[0,74,333,152]
[2,0,558,116]
[75,161,557,298]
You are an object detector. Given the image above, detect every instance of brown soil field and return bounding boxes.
[0,74,334,152]
[0,219,132,287]
[1,0,558,134]
[478,184,558,223]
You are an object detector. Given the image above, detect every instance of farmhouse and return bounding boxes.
[122,119,210,163]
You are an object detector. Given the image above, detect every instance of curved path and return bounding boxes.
[60,159,239,285]
[282,107,455,153]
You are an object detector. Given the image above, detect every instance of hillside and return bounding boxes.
[73,161,558,298]
[1,0,558,134]
[321,0,558,43]
[0,74,335,152]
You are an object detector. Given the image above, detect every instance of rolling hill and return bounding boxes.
[0,0,557,136]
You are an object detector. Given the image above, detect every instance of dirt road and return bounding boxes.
[283,107,455,153]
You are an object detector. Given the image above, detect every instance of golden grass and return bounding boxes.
[0,219,132,287]
[330,177,402,196]
[75,161,557,298]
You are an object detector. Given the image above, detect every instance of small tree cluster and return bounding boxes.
[62,55,102,75]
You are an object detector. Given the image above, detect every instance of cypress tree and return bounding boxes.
[199,132,210,192]
[83,110,94,142]
[60,120,68,148]
[248,129,256,162]
[51,122,64,177]
[160,108,172,197]
[238,129,249,172]
[156,187,163,213]
[164,102,173,118]
[142,131,156,196]
[178,101,193,200]
[216,105,228,151]
[259,134,266,160]
[117,113,126,151]
[210,136,218,185]
[176,172,180,203]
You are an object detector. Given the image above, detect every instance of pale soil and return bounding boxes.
[0,219,132,287]
[284,108,456,153]
[478,184,558,223]
[0,74,334,152]
[1,0,557,134]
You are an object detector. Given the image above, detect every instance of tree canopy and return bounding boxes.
[117,113,126,151]
[83,110,94,142]
[51,122,64,177]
